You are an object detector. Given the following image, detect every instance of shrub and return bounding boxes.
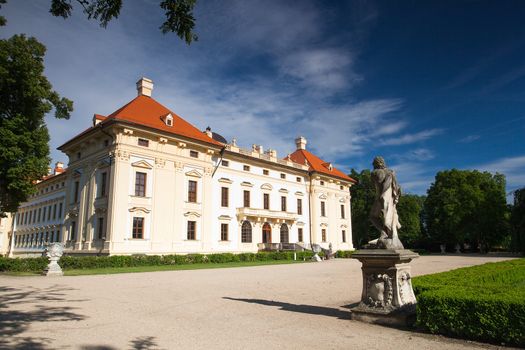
[413,259,525,347]
[335,250,354,258]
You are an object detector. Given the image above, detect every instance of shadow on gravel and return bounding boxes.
[80,336,163,350]
[0,285,87,349]
[223,297,350,319]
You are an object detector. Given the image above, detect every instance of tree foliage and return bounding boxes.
[424,169,509,251]
[48,0,198,44]
[397,194,425,247]
[0,35,73,214]
[349,169,376,248]
[511,187,525,253]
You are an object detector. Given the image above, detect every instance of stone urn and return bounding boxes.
[43,242,64,276]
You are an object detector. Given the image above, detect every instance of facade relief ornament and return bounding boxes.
[175,161,184,172]
[204,167,213,177]
[155,157,166,168]
[112,149,130,161]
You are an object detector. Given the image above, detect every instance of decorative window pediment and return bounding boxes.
[184,211,201,218]
[218,177,233,184]
[339,197,346,203]
[319,193,327,200]
[97,158,111,168]
[218,215,232,221]
[131,160,153,169]
[185,169,203,178]
[73,169,82,177]
[340,224,348,228]
[260,183,273,190]
[278,188,288,193]
[129,207,151,213]
[241,181,253,187]
[320,222,328,228]
[295,191,304,196]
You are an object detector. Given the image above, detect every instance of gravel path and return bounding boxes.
[0,254,517,350]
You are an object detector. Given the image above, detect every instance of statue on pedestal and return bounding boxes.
[43,242,64,276]
[369,156,404,250]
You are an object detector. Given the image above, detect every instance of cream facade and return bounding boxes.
[11,78,355,256]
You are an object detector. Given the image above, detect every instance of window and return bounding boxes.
[166,118,173,126]
[221,223,228,241]
[297,198,302,215]
[221,160,229,167]
[280,224,289,243]
[263,169,269,175]
[135,172,147,197]
[321,201,326,217]
[281,196,287,212]
[263,193,270,210]
[73,181,80,203]
[138,138,149,147]
[243,165,250,171]
[320,180,325,186]
[221,187,229,207]
[59,203,63,219]
[38,208,41,222]
[241,221,252,243]
[100,172,107,197]
[47,205,51,221]
[296,177,301,183]
[340,185,344,190]
[280,173,286,179]
[190,150,199,158]
[341,204,345,219]
[53,204,57,220]
[342,230,346,243]
[187,221,196,240]
[70,221,76,241]
[298,228,303,242]
[77,152,81,160]
[322,228,327,242]
[132,217,144,239]
[42,207,46,221]
[188,180,197,202]
[243,190,250,207]
[97,217,105,239]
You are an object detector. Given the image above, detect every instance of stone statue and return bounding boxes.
[43,242,64,276]
[369,156,404,249]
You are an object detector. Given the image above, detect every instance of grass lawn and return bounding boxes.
[2,259,309,276]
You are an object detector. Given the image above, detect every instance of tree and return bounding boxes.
[48,0,198,44]
[511,187,525,253]
[0,34,73,214]
[349,169,376,248]
[424,169,509,252]
[397,194,425,247]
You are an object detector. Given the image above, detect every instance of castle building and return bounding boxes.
[9,78,355,256]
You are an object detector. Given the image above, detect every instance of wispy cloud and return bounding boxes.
[472,155,525,192]
[380,128,444,146]
[459,134,480,143]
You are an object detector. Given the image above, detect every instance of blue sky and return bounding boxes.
[2,1,525,197]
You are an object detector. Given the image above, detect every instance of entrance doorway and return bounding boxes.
[262,223,272,243]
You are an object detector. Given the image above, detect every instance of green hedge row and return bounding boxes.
[0,251,318,272]
[0,249,355,273]
[412,258,525,347]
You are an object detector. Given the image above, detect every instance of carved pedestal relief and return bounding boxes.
[365,273,393,308]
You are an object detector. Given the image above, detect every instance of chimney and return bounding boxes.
[54,162,64,175]
[295,136,307,150]
[136,77,153,97]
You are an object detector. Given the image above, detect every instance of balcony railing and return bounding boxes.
[236,207,298,221]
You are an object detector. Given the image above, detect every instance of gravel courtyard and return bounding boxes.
[0,255,517,350]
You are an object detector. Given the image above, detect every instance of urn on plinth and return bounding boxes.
[43,242,64,276]
[351,249,419,326]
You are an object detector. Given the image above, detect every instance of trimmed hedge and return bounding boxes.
[335,250,354,258]
[412,258,525,347]
[0,251,316,273]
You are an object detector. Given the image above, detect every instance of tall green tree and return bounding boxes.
[0,34,73,214]
[397,194,425,247]
[349,169,376,248]
[48,0,198,44]
[424,169,509,252]
[511,187,525,253]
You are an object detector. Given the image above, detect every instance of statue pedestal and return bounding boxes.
[43,261,64,276]
[351,249,419,327]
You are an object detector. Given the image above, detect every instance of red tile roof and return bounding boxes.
[289,149,356,183]
[101,95,222,146]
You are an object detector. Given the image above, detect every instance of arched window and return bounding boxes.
[262,223,272,243]
[280,224,289,244]
[241,221,252,243]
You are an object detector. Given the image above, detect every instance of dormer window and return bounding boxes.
[163,113,173,127]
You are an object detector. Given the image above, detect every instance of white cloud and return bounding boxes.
[381,128,444,146]
[472,155,525,192]
[459,134,480,143]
